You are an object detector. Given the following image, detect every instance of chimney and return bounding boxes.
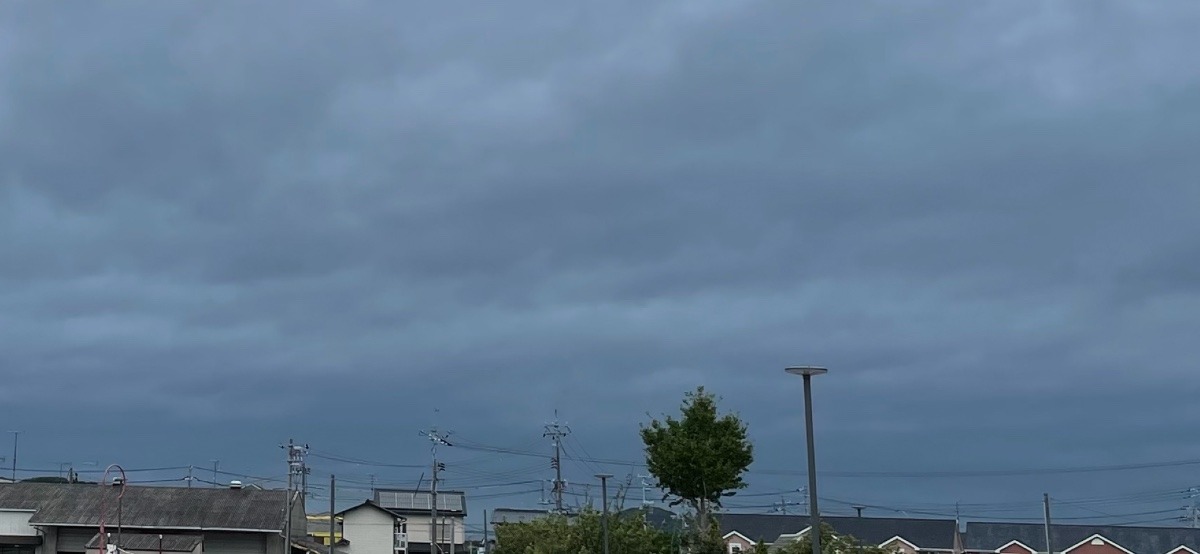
[230,480,244,489]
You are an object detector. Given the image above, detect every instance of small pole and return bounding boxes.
[329,475,336,554]
[9,431,20,481]
[597,474,612,554]
[483,510,489,554]
[1043,493,1053,554]
[159,534,163,554]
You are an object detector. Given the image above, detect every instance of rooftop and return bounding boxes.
[718,514,959,548]
[374,489,466,515]
[965,522,1200,554]
[0,482,289,532]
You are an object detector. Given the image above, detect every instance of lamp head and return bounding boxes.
[785,366,829,377]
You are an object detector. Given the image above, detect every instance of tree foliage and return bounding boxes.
[640,386,753,534]
[493,509,674,554]
[774,523,896,554]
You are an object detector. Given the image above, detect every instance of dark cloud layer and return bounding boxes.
[3,0,1200,524]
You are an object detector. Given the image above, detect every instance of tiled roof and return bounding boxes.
[965,522,1200,554]
[718,514,959,548]
[85,533,203,552]
[0,482,288,531]
[619,507,683,533]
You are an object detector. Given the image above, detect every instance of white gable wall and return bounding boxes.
[0,510,35,536]
[342,508,396,554]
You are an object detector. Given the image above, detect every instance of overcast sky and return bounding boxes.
[3,0,1200,529]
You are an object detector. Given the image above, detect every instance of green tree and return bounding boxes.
[640,386,753,536]
[774,523,896,554]
[753,541,771,554]
[493,508,673,554]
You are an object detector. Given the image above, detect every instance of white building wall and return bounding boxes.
[342,507,396,554]
[0,510,36,535]
[403,515,463,546]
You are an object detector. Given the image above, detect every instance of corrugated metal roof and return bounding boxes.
[0,483,288,532]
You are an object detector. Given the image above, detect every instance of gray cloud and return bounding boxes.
[2,0,1200,523]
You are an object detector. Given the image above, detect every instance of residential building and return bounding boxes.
[338,502,406,554]
[965,522,1200,554]
[365,490,467,554]
[490,509,555,526]
[718,514,960,553]
[0,481,306,554]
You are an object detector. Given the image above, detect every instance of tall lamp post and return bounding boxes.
[596,473,613,554]
[786,366,828,554]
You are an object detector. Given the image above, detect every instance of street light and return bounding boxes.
[786,366,828,554]
[596,473,613,554]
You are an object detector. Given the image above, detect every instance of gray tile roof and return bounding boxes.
[619,507,683,533]
[965,522,1200,554]
[718,514,959,548]
[86,533,203,552]
[0,482,288,532]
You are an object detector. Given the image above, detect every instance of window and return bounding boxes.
[730,545,743,554]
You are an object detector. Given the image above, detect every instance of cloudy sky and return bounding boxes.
[3,0,1200,527]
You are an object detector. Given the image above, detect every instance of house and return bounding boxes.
[718,514,961,554]
[490,509,556,526]
[965,522,1200,554]
[337,502,407,554]
[364,489,467,554]
[0,481,306,554]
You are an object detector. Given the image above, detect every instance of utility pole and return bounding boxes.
[543,413,570,514]
[9,431,20,482]
[421,427,452,554]
[282,440,309,554]
[1184,488,1200,528]
[597,474,612,554]
[1043,494,1053,554]
[210,460,220,488]
[639,475,654,507]
[483,510,490,554]
[187,466,194,488]
[329,475,336,554]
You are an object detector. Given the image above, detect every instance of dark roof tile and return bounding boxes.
[0,482,288,532]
